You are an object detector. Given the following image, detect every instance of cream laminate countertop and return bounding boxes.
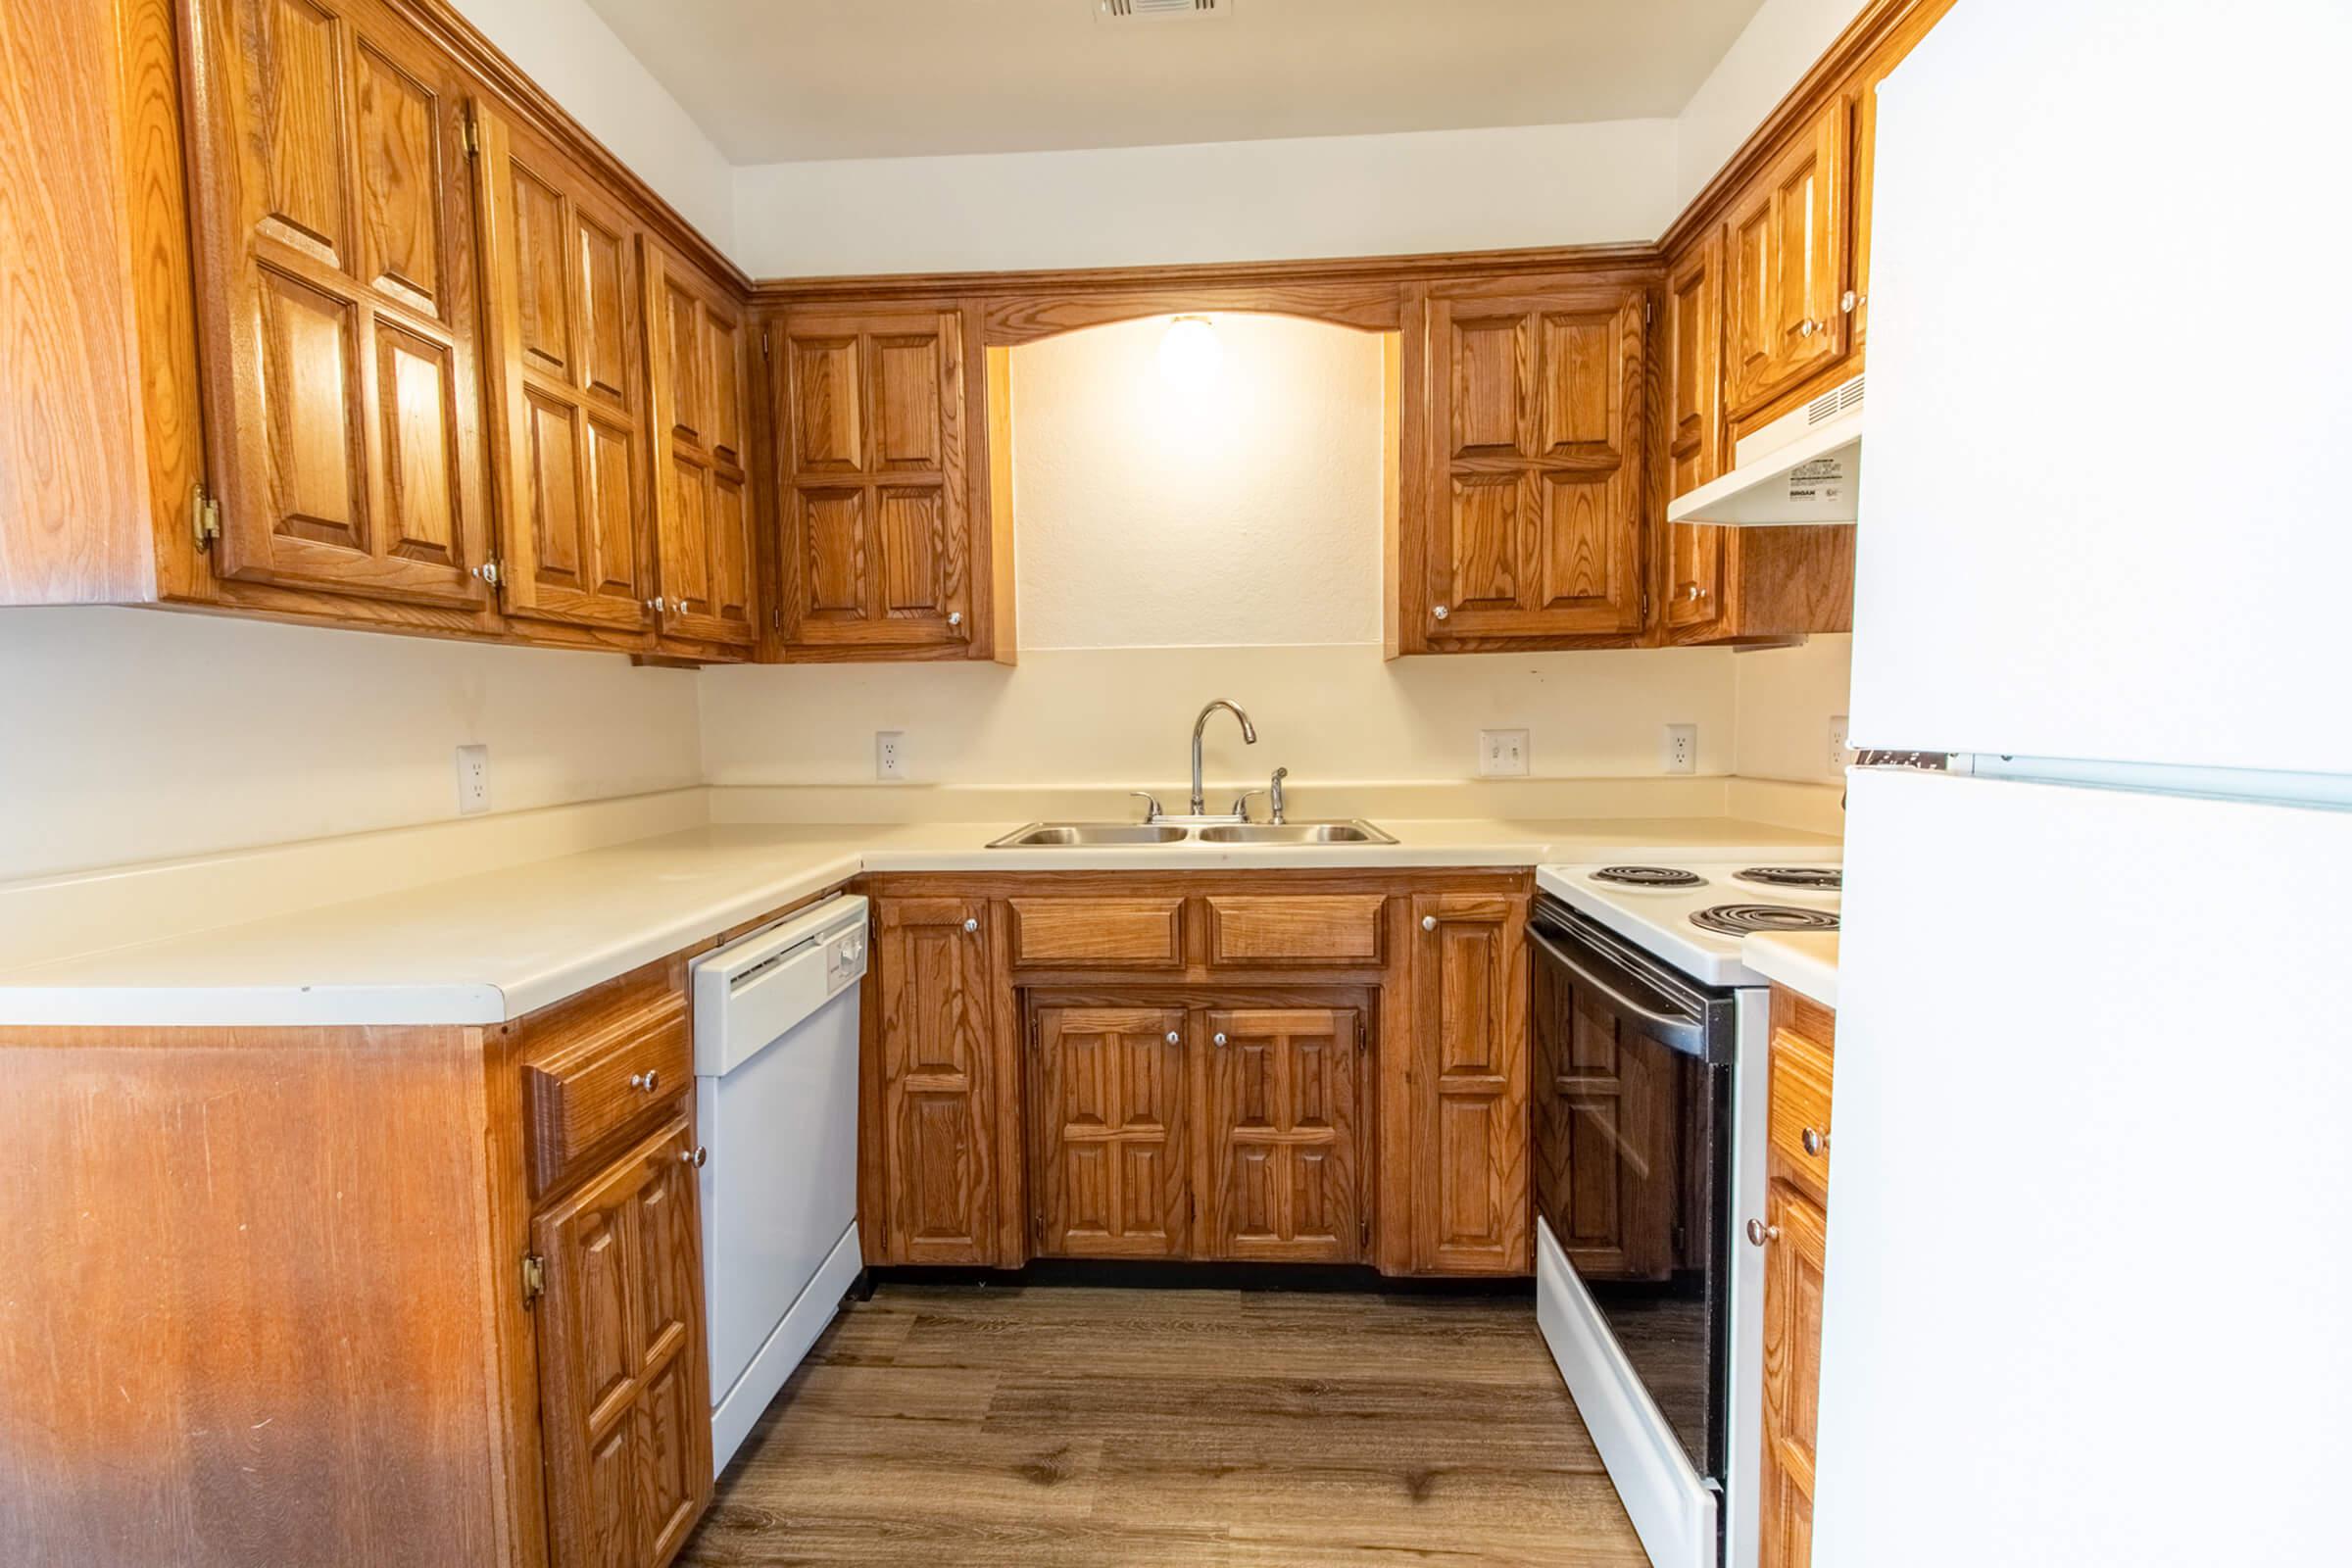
[1744,931,1840,1008]
[0,816,1836,1027]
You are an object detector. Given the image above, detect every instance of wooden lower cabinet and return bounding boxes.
[1757,985,1837,1568]
[863,872,1526,1277]
[533,1114,712,1568]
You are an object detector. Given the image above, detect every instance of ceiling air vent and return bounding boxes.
[1096,0,1229,23]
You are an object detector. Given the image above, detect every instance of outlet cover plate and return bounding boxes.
[1829,714,1852,776]
[875,730,907,782]
[455,744,490,815]
[1662,723,1697,775]
[1479,728,1531,777]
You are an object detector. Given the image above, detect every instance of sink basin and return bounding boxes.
[987,823,1192,848]
[1194,821,1397,845]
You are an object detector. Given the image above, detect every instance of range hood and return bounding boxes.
[1667,373,1864,526]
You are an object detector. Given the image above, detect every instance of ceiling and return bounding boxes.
[579,0,1769,165]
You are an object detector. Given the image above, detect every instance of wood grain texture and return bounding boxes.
[644,239,758,650]
[1204,894,1387,968]
[0,0,161,604]
[1205,1005,1365,1263]
[873,895,998,1264]
[0,1022,519,1567]
[1408,892,1532,1274]
[517,956,692,1198]
[1757,1179,1828,1568]
[1028,1003,1193,1259]
[679,1284,1646,1566]
[1008,897,1187,969]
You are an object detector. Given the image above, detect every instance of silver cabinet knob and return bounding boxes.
[961,917,979,934]
[1840,289,1858,314]
[947,611,962,627]
[471,561,501,586]
[1431,605,1449,620]
[1745,1218,1781,1247]
[1422,914,1438,932]
[680,1145,708,1168]
[1797,318,1819,338]
[1165,1031,1181,1045]
[1212,1032,1228,1047]
[630,1068,661,1094]
[647,596,666,614]
[1801,1127,1829,1156]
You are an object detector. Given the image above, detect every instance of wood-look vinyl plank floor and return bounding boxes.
[679,1283,1646,1567]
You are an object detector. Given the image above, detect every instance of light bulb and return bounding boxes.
[1156,315,1220,389]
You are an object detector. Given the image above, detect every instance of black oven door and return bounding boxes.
[1531,897,1736,1481]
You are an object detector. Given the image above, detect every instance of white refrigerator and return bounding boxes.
[1821,3,2352,1565]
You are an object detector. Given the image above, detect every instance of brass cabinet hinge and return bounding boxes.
[1360,1215,1370,1250]
[461,108,480,158]
[770,608,782,631]
[1643,296,1654,324]
[520,1252,546,1307]
[760,324,771,360]
[191,483,222,550]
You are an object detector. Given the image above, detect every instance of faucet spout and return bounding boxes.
[1190,700,1257,816]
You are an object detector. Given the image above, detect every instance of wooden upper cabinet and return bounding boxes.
[1726,98,1853,417]
[1408,279,1648,650]
[1029,1004,1193,1259]
[1205,1006,1363,1264]
[778,306,999,660]
[1408,892,1531,1274]
[873,896,998,1264]
[179,0,494,610]
[1661,235,1730,638]
[645,244,757,649]
[533,1113,712,1568]
[471,99,654,638]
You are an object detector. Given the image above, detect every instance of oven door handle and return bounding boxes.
[1529,924,1711,1057]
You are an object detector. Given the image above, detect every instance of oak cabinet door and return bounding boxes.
[1419,281,1647,646]
[1204,1006,1363,1264]
[779,309,972,654]
[533,1113,712,1568]
[472,100,654,636]
[875,897,996,1263]
[645,243,756,649]
[1726,99,1852,416]
[1661,234,1734,640]
[1029,1004,1192,1259]
[1758,1179,1829,1568]
[1408,893,1531,1273]
[181,0,493,609]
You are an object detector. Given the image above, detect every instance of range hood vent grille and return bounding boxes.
[1097,0,1228,21]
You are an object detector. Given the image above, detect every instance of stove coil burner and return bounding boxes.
[1690,904,1841,936]
[1591,865,1706,889]
[1737,866,1842,891]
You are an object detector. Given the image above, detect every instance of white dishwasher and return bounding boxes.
[691,892,868,1476]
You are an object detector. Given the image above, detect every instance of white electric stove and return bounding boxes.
[1526,857,1840,1568]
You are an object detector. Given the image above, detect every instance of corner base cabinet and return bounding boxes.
[858,870,1531,1277]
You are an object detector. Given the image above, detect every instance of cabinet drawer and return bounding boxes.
[523,994,693,1196]
[1007,898,1185,968]
[1205,895,1387,967]
[1767,1030,1835,1201]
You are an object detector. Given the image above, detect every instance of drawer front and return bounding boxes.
[524,996,693,1196]
[1205,895,1387,967]
[1767,1029,1835,1201]
[1007,897,1186,969]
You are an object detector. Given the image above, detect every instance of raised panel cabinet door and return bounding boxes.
[1422,283,1647,646]
[1758,1180,1829,1568]
[1531,946,1680,1281]
[1726,99,1852,416]
[1409,893,1531,1273]
[180,0,492,609]
[644,243,756,648]
[1662,234,1734,640]
[779,308,971,653]
[1029,1004,1191,1259]
[1204,1007,1363,1263]
[472,100,654,636]
[875,897,996,1263]
[534,1112,708,1568]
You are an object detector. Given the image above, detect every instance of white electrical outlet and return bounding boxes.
[1478,728,1531,778]
[875,730,907,782]
[1829,713,1852,776]
[455,744,490,815]
[1662,723,1697,775]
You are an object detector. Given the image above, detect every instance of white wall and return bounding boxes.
[1013,316,1384,649]
[450,0,737,257]
[0,610,701,882]
[731,119,1678,277]
[1733,633,1852,784]
[1675,0,1869,205]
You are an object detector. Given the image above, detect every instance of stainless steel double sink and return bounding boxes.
[987,820,1396,849]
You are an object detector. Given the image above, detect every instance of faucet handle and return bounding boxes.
[1229,789,1269,822]
[1128,791,1165,824]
